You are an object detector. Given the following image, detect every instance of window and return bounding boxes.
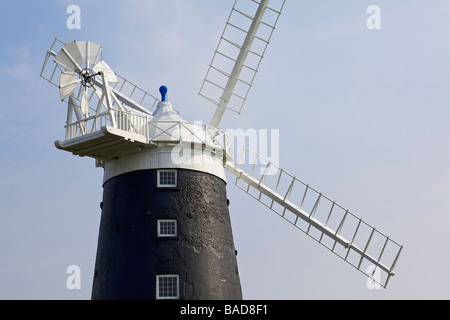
[156,275,179,300]
[157,170,177,188]
[157,219,177,238]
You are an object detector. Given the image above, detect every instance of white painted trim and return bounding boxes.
[103,144,227,184]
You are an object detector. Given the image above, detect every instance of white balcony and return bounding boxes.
[55,109,233,165]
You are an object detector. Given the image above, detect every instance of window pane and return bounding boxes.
[157,275,179,299]
[158,170,177,187]
[158,220,177,237]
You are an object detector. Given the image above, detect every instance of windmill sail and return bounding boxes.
[40,38,159,117]
[200,0,286,128]
[225,148,403,288]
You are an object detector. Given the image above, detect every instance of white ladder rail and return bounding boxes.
[200,0,286,128]
[225,152,403,288]
[211,0,270,127]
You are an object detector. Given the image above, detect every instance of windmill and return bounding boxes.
[40,0,403,300]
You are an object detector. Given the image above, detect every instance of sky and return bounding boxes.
[0,0,450,300]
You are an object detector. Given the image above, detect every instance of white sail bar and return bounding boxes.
[93,77,156,117]
[200,0,286,128]
[40,38,66,85]
[225,148,403,288]
[109,74,160,115]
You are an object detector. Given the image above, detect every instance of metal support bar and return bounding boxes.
[358,228,376,269]
[283,176,296,202]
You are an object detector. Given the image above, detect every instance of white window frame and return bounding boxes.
[157,219,178,238]
[156,275,180,300]
[157,169,177,188]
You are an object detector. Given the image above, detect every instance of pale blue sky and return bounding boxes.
[1,0,450,299]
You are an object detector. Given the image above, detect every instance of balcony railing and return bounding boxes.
[64,110,233,161]
[64,109,149,141]
[148,120,233,160]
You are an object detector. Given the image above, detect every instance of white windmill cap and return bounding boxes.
[104,85,229,183]
[151,85,185,122]
[149,85,187,142]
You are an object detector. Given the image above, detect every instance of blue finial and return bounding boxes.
[159,85,168,102]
